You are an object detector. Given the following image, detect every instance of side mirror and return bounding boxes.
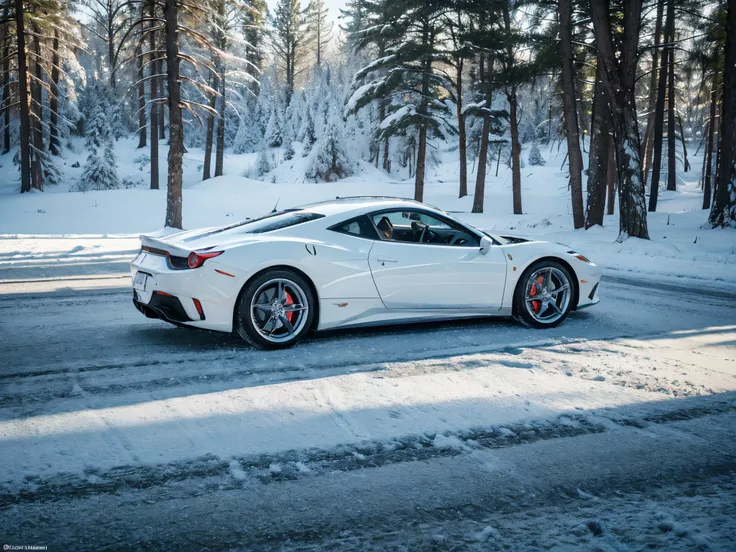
[479,235,493,254]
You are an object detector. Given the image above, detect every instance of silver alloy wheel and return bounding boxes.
[250,278,310,343]
[523,266,571,324]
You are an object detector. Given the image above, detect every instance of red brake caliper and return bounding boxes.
[284,290,295,323]
[530,275,544,314]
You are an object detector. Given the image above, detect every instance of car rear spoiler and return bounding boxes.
[139,235,191,258]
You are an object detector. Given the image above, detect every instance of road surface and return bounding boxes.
[1,241,735,551]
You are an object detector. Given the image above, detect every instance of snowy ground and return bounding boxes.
[1,139,735,549]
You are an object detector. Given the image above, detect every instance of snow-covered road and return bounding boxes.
[1,247,735,550]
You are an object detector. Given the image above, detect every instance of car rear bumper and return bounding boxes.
[133,291,197,324]
[130,251,240,333]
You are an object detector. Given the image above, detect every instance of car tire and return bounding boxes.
[235,269,315,349]
[513,260,575,329]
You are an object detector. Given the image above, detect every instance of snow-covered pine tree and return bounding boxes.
[339,0,369,41]
[345,0,401,172]
[284,141,296,160]
[264,106,284,147]
[305,109,353,182]
[233,110,263,154]
[254,148,272,177]
[528,142,545,166]
[76,98,119,191]
[282,93,303,144]
[301,108,317,155]
[346,0,455,201]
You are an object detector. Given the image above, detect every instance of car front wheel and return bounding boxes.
[235,269,315,349]
[513,260,575,328]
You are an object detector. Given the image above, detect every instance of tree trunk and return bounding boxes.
[457,55,467,198]
[666,0,676,191]
[108,21,115,89]
[286,37,294,104]
[316,15,322,66]
[501,3,522,215]
[703,84,717,210]
[413,20,432,203]
[472,56,493,214]
[606,140,615,215]
[590,0,649,241]
[30,26,43,191]
[15,0,31,193]
[708,0,736,228]
[456,10,467,199]
[215,59,225,177]
[508,88,522,215]
[585,59,610,228]
[149,0,159,190]
[202,72,217,181]
[648,17,670,211]
[677,115,689,172]
[136,42,147,148]
[164,0,183,229]
[2,4,12,155]
[383,139,390,171]
[559,0,584,228]
[158,65,165,139]
[49,31,61,156]
[642,0,664,186]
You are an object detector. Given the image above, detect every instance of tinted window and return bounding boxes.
[330,216,379,240]
[246,212,325,234]
[369,209,479,247]
[178,209,309,242]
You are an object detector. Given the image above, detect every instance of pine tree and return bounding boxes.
[305,0,333,67]
[254,148,271,177]
[270,0,307,102]
[77,98,119,191]
[590,0,649,240]
[243,0,267,88]
[339,0,368,40]
[528,142,545,166]
[233,110,263,154]
[306,109,353,181]
[346,0,455,202]
[301,108,317,155]
[558,0,584,228]
[264,107,283,147]
[708,0,736,228]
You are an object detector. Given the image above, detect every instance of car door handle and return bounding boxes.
[377,258,397,263]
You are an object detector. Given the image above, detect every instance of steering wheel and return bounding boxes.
[411,220,429,243]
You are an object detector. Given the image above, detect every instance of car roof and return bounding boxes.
[297,197,443,218]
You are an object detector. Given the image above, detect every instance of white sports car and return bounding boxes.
[131,197,601,349]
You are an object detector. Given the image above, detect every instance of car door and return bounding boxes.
[367,210,507,309]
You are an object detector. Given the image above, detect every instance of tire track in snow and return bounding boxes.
[2,397,734,509]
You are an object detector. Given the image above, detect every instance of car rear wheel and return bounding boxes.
[235,269,315,349]
[513,260,574,328]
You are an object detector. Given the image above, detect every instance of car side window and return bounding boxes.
[329,216,380,240]
[369,210,479,247]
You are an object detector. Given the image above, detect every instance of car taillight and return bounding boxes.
[187,250,223,269]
